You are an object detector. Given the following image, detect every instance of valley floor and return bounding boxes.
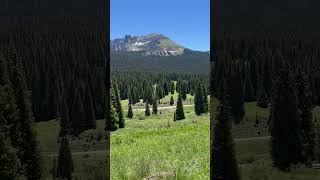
[35,97,320,179]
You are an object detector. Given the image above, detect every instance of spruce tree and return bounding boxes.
[257,85,269,108]
[194,84,204,116]
[169,96,174,106]
[127,103,133,119]
[296,72,315,164]
[202,85,209,113]
[0,130,22,180]
[7,49,42,179]
[145,102,150,117]
[175,93,185,121]
[170,82,175,94]
[212,79,240,180]
[230,70,245,124]
[56,137,74,180]
[181,81,187,101]
[270,68,303,170]
[314,122,320,163]
[112,83,124,128]
[152,94,158,115]
[0,56,23,179]
[244,75,255,102]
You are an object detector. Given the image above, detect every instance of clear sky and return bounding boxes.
[111,0,210,51]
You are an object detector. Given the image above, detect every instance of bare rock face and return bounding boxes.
[111,33,185,56]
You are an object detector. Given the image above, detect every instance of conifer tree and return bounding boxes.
[7,49,42,179]
[170,96,174,106]
[244,75,255,102]
[230,70,245,124]
[296,72,315,164]
[212,79,240,180]
[127,103,133,119]
[195,84,204,116]
[174,93,185,121]
[202,85,209,113]
[314,122,320,163]
[56,137,74,180]
[152,93,158,115]
[0,56,23,179]
[257,85,269,108]
[145,102,150,117]
[112,83,124,128]
[170,82,175,94]
[181,81,187,101]
[270,68,302,170]
[164,80,169,95]
[0,129,22,180]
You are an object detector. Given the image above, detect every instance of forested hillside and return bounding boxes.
[111,49,209,73]
[0,17,107,136]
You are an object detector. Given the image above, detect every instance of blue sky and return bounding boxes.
[111,0,210,51]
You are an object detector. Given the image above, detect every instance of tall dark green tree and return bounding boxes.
[314,122,320,163]
[244,75,255,102]
[127,103,133,119]
[169,96,174,106]
[152,93,158,115]
[230,70,245,124]
[194,84,204,116]
[0,126,22,180]
[56,137,74,180]
[174,93,185,121]
[145,102,150,117]
[170,81,175,94]
[270,68,303,170]
[202,85,209,113]
[257,85,269,108]
[296,72,315,164]
[211,79,240,180]
[112,82,125,128]
[7,48,42,179]
[0,56,23,179]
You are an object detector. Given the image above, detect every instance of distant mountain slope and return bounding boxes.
[110,49,210,73]
[111,33,185,56]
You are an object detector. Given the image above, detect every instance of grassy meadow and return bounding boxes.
[35,93,320,179]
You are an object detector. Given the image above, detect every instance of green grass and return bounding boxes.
[111,107,210,179]
[35,100,320,179]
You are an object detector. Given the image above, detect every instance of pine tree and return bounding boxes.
[106,88,118,131]
[170,82,175,94]
[195,84,204,116]
[202,85,209,113]
[314,122,320,163]
[244,75,255,102]
[0,56,23,179]
[152,93,158,115]
[145,102,150,117]
[112,83,125,128]
[211,79,240,180]
[7,48,42,179]
[164,80,169,95]
[270,68,303,170]
[56,137,74,180]
[181,81,187,101]
[174,93,185,121]
[230,70,245,124]
[0,131,22,180]
[257,85,269,108]
[296,72,315,164]
[127,103,133,119]
[169,96,174,106]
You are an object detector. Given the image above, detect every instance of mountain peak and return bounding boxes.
[111,33,185,56]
